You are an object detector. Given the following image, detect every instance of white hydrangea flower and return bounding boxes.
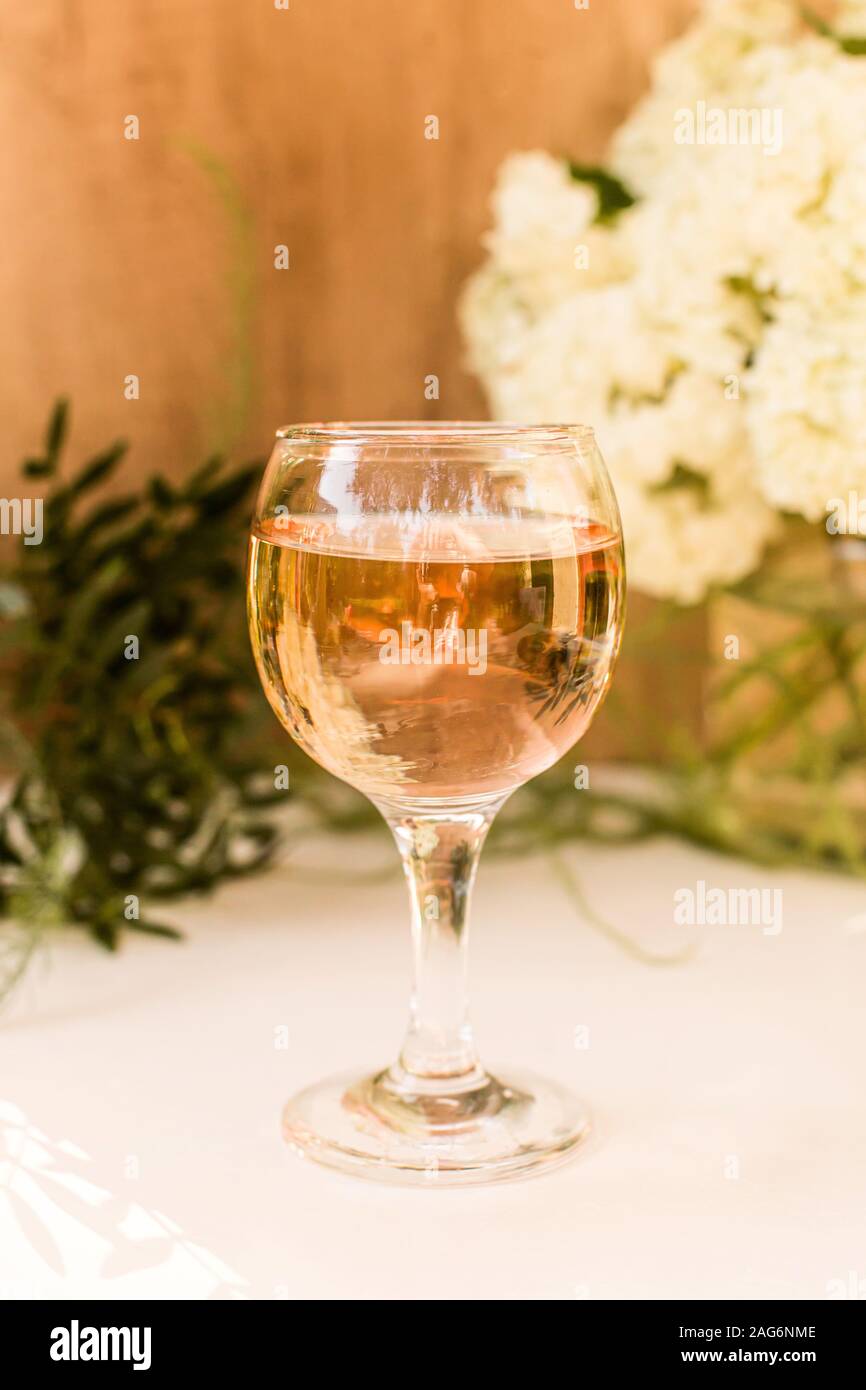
[460,0,866,601]
[614,466,779,606]
[746,298,866,521]
[463,282,670,448]
[459,261,533,381]
[479,151,628,314]
[488,151,597,246]
[603,368,778,602]
[610,0,798,195]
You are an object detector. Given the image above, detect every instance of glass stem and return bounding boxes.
[380,802,501,1091]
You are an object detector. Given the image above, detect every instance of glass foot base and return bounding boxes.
[281,1066,590,1187]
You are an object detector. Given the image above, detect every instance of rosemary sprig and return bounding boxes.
[0,401,283,989]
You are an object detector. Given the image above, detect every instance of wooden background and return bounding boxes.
[0,0,701,758]
[0,0,696,481]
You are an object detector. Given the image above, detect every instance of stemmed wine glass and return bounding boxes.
[247,423,624,1184]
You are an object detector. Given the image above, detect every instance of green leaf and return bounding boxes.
[23,457,54,477]
[127,919,183,940]
[67,496,140,550]
[148,476,175,510]
[183,455,225,498]
[197,467,258,516]
[649,462,712,507]
[90,922,120,951]
[801,6,866,53]
[68,441,128,496]
[44,398,69,463]
[568,161,636,222]
[801,6,835,38]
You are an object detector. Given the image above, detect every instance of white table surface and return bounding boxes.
[2,828,865,1301]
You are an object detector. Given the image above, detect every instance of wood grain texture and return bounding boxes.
[0,0,696,475]
[0,0,700,758]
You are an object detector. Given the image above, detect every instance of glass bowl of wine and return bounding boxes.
[247,422,624,1185]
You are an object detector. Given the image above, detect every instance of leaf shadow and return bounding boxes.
[0,1101,249,1296]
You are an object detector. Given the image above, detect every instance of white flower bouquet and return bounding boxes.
[461,0,866,873]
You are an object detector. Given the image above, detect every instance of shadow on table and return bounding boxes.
[0,1099,249,1298]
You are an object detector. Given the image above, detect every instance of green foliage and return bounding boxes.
[0,402,285,989]
[174,138,258,455]
[801,7,866,55]
[649,462,712,508]
[568,162,636,222]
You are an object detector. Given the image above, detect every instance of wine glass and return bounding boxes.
[247,422,624,1185]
